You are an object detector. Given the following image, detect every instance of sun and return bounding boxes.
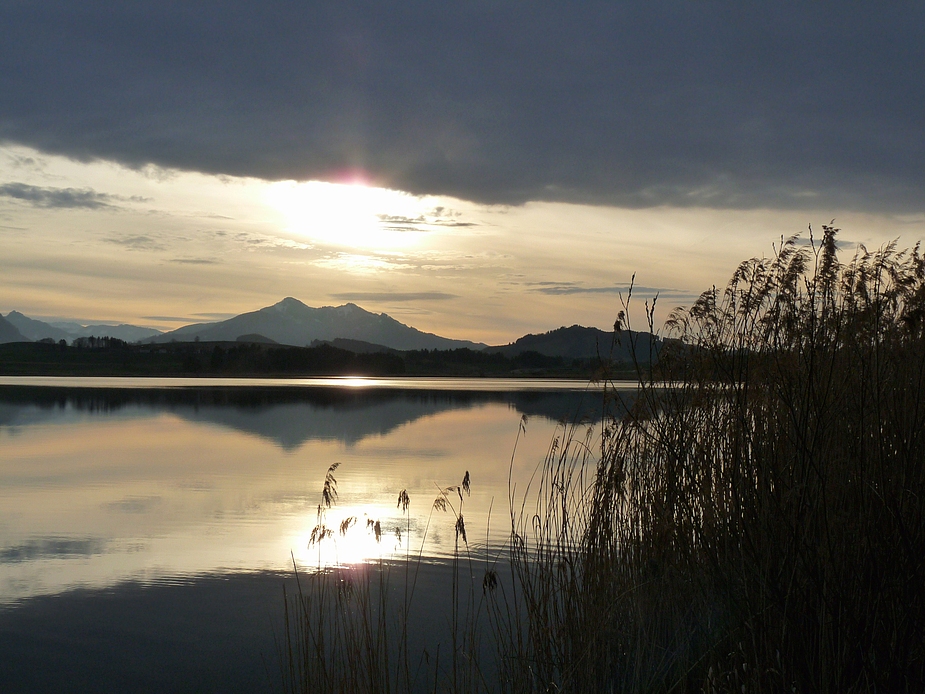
[265,180,429,251]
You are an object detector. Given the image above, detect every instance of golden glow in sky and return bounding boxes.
[265,180,433,251]
[1,144,923,343]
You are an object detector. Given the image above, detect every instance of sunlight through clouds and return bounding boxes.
[313,252,415,274]
[2,143,924,343]
[264,181,437,251]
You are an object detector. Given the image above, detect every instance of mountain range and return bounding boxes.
[2,311,162,344]
[3,298,658,361]
[144,297,486,351]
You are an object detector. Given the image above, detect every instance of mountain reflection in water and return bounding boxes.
[0,384,606,448]
[0,381,623,605]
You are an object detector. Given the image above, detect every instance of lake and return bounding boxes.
[0,377,621,692]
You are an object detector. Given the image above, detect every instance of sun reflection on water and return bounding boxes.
[331,376,375,388]
[291,506,410,570]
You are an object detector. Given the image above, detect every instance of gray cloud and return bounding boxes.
[789,233,858,250]
[1,182,112,209]
[104,235,166,251]
[142,312,236,322]
[330,291,458,302]
[192,312,239,320]
[143,315,195,322]
[5,153,43,170]
[0,182,149,209]
[377,214,477,230]
[531,282,699,301]
[168,257,221,265]
[1,3,923,212]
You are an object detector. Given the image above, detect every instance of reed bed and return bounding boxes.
[281,463,498,694]
[285,226,925,693]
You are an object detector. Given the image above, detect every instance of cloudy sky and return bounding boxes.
[2,2,923,343]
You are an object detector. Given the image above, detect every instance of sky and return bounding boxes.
[1,2,923,344]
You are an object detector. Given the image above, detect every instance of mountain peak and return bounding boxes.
[150,297,483,351]
[269,297,309,315]
[334,302,366,315]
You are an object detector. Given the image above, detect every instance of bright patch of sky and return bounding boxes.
[1,144,923,344]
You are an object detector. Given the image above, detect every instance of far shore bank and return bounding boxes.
[0,339,647,380]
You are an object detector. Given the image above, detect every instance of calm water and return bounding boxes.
[0,377,619,692]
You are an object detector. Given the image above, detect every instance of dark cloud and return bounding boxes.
[1,3,923,212]
[0,182,148,209]
[330,291,458,302]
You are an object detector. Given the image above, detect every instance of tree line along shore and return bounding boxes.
[0,338,640,379]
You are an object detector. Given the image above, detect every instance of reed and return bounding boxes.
[281,464,497,694]
[285,226,925,692]
[498,226,925,692]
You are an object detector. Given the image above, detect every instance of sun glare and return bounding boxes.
[291,506,409,569]
[265,180,430,251]
[331,376,374,388]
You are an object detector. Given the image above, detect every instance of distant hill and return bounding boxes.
[310,338,399,354]
[147,298,487,351]
[61,322,163,342]
[488,324,659,363]
[0,314,29,344]
[4,311,162,343]
[235,333,278,344]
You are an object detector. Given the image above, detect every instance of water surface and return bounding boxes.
[0,377,620,691]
